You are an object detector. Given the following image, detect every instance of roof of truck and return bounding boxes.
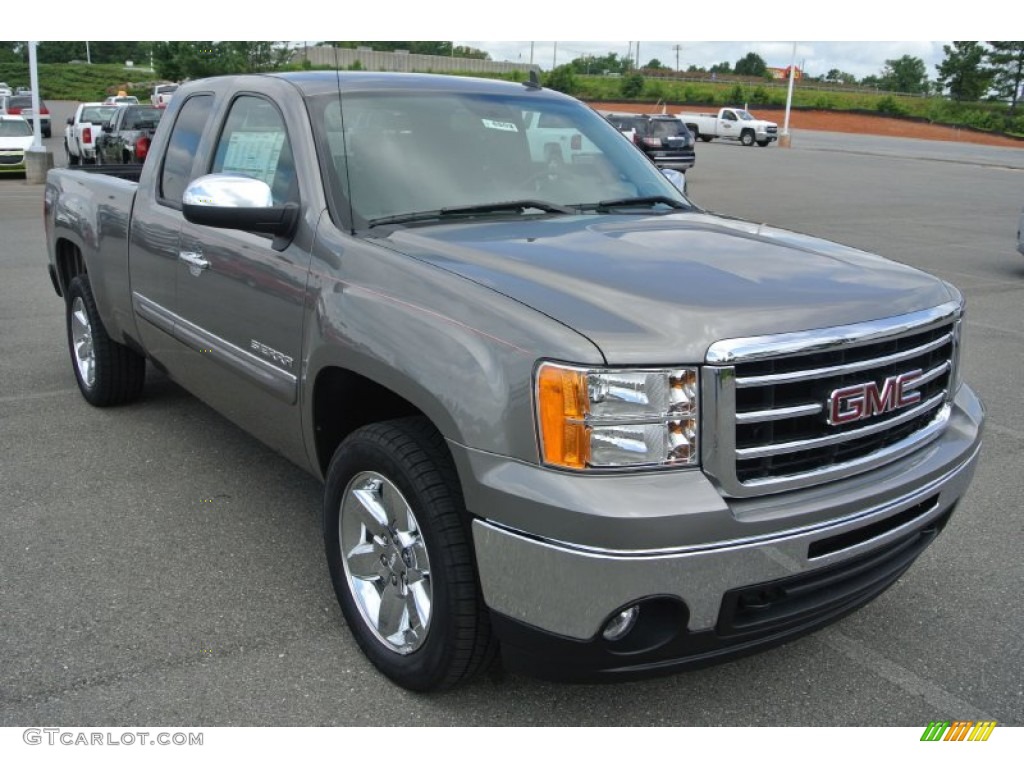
[251,70,562,98]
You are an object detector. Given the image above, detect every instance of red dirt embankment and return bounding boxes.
[589,102,1024,149]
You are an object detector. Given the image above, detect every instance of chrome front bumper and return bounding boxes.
[470,385,983,641]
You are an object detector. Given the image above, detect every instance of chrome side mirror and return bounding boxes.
[183,173,274,208]
[182,173,297,250]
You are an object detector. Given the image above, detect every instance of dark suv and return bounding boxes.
[605,113,695,172]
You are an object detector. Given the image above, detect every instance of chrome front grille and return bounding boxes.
[702,302,962,497]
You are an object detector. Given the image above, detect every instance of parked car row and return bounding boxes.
[0,115,34,174]
[95,105,163,165]
[65,102,118,164]
[65,102,164,166]
[0,93,51,137]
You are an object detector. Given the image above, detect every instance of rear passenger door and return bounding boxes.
[129,93,215,363]
[171,93,310,460]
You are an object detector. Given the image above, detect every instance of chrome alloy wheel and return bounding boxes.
[70,296,96,389]
[340,471,432,654]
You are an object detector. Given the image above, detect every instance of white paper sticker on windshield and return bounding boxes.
[221,131,285,186]
[481,119,518,132]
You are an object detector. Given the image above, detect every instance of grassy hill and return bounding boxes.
[0,62,156,101]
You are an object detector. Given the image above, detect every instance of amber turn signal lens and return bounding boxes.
[537,364,589,469]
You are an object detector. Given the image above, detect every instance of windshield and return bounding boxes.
[81,106,117,124]
[311,91,688,227]
[0,120,32,137]
[735,109,754,121]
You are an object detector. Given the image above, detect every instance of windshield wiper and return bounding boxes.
[368,200,574,228]
[579,195,691,212]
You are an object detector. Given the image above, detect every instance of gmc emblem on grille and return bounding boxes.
[827,370,923,425]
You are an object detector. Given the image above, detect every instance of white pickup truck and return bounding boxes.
[64,102,118,165]
[521,109,600,166]
[151,83,178,108]
[678,107,778,147]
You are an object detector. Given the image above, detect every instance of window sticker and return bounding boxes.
[221,131,285,186]
[481,118,518,132]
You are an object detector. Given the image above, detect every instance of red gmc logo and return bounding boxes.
[827,370,923,425]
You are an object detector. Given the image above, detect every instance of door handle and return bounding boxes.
[179,251,209,274]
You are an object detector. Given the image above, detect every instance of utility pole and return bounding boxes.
[552,41,557,70]
[529,41,534,66]
[673,44,681,73]
[85,40,91,65]
[636,42,641,69]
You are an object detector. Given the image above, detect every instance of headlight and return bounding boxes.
[535,362,699,470]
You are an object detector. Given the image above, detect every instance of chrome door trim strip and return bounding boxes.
[131,291,297,404]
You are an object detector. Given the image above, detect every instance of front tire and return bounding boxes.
[323,417,495,691]
[66,275,146,407]
[756,139,771,147]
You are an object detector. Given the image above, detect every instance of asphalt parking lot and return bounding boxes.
[1,119,1022,726]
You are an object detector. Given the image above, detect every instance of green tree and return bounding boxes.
[734,52,767,77]
[709,61,731,74]
[987,41,1024,111]
[568,52,631,75]
[544,64,577,95]
[644,58,667,71]
[328,42,489,59]
[153,41,292,80]
[824,68,856,84]
[879,55,928,94]
[621,72,645,98]
[936,41,991,101]
[0,41,21,62]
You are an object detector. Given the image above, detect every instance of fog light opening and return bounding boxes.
[602,606,640,642]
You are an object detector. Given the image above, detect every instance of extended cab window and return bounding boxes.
[160,94,214,207]
[211,95,296,205]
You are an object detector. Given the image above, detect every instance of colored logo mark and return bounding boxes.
[920,721,997,742]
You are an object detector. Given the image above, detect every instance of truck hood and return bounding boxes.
[751,119,777,130]
[376,213,955,364]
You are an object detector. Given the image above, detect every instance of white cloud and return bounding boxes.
[462,41,950,80]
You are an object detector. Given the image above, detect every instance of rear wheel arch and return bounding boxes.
[54,238,88,299]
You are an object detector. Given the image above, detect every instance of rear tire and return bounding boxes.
[740,130,755,147]
[700,134,713,142]
[323,417,496,691]
[65,275,146,407]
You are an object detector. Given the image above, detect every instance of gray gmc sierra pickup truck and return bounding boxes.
[44,72,984,691]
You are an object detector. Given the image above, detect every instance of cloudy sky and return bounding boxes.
[458,42,950,80]
[43,0,1000,83]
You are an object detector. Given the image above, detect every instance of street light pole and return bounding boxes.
[780,42,797,148]
[25,41,54,183]
[85,40,91,65]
